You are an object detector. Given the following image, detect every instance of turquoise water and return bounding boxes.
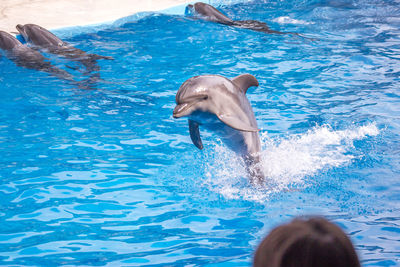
[1,0,399,265]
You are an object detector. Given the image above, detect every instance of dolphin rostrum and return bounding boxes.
[173,74,264,185]
[187,2,302,36]
[0,30,73,80]
[16,24,113,72]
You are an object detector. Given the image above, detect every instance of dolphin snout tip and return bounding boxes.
[173,103,188,119]
[172,107,181,119]
[172,110,183,119]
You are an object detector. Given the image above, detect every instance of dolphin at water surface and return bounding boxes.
[0,30,73,80]
[187,2,303,36]
[173,74,264,185]
[16,24,113,72]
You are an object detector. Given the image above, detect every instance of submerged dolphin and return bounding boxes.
[16,24,113,72]
[187,2,301,36]
[173,74,264,185]
[0,30,73,80]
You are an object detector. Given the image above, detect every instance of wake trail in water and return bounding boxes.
[201,123,379,202]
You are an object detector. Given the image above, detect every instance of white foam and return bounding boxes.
[272,16,314,25]
[201,123,379,202]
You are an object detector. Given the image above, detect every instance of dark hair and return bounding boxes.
[253,217,361,267]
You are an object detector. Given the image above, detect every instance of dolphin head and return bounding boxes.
[186,3,213,18]
[173,76,212,118]
[174,75,260,132]
[0,31,21,51]
[189,2,234,25]
[192,3,212,18]
[185,4,195,15]
[15,24,29,42]
[16,24,63,47]
[186,3,206,16]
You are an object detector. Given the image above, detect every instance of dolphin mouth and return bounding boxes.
[15,25,27,41]
[173,94,208,118]
[173,103,192,118]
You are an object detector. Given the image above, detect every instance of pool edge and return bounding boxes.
[41,0,251,38]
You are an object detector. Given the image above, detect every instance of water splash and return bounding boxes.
[272,16,314,25]
[202,123,380,202]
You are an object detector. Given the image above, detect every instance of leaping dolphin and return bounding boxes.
[173,74,264,185]
[187,2,302,36]
[16,24,113,72]
[0,30,73,80]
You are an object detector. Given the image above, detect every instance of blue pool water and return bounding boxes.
[1,0,399,265]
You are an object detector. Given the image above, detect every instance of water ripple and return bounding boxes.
[0,0,399,265]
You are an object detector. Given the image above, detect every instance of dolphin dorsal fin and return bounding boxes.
[231,74,259,94]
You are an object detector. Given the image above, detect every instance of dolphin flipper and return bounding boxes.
[231,74,259,94]
[189,119,204,149]
[218,114,259,132]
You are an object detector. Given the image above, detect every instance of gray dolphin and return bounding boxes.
[16,24,113,72]
[173,74,264,185]
[187,2,301,36]
[0,30,73,80]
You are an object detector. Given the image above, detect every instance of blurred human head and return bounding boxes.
[254,216,360,267]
